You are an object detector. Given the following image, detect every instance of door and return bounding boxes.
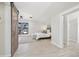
[66,11,79,46]
[11,2,19,56]
[68,18,78,46]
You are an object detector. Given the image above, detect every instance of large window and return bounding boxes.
[18,22,29,34]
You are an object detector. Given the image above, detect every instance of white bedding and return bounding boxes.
[35,32,51,40]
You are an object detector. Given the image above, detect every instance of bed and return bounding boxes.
[33,31,51,40]
[36,32,51,40]
[32,25,51,40]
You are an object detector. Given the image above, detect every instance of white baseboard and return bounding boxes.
[0,54,11,57]
[51,41,63,48]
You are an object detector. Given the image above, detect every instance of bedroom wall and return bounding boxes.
[0,3,11,56]
[14,2,52,35]
[18,9,51,35]
[18,10,42,35]
[4,3,11,56]
[0,3,5,56]
[51,14,63,48]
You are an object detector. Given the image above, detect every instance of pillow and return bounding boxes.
[42,30,47,33]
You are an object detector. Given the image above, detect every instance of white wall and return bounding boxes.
[15,2,53,34]
[14,2,52,23]
[18,9,32,20]
[4,3,11,56]
[0,3,5,56]
[18,10,42,35]
[18,9,51,35]
[51,15,63,48]
[15,2,79,26]
[30,20,51,35]
[0,3,11,56]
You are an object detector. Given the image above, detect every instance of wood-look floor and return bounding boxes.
[14,34,79,57]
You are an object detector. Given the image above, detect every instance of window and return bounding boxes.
[18,22,29,34]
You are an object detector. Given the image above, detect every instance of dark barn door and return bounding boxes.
[11,2,19,56]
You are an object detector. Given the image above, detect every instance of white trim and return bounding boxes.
[77,17,79,43]
[51,41,63,48]
[59,15,64,48]
[66,16,70,46]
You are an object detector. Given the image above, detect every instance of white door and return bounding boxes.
[68,18,78,45]
[67,12,79,46]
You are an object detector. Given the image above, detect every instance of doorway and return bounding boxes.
[63,10,79,47]
[67,16,78,46]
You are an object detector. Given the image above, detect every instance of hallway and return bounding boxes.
[14,36,79,57]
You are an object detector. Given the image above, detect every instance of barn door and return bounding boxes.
[11,2,19,56]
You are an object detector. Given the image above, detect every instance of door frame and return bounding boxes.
[60,5,79,47]
[11,2,19,56]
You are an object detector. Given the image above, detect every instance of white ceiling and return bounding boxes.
[14,2,79,24]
